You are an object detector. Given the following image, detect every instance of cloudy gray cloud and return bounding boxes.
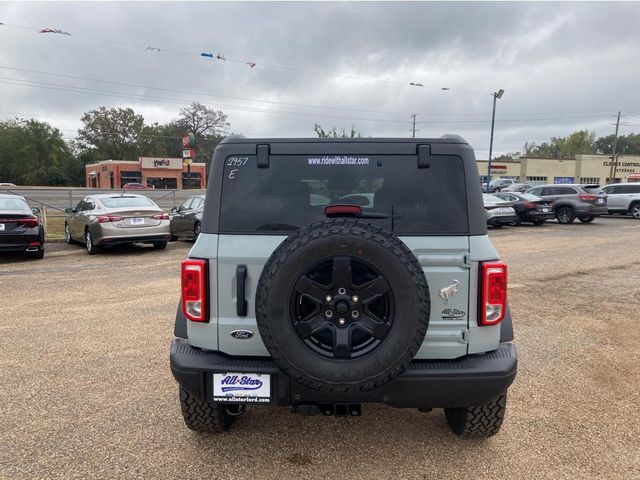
[1,1,639,158]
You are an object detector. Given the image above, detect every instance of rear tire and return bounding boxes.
[28,248,45,260]
[556,207,575,224]
[179,387,235,433]
[444,393,507,438]
[630,203,640,219]
[153,240,168,250]
[193,222,202,240]
[532,219,545,226]
[578,215,595,223]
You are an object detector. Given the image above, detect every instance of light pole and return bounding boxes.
[486,89,504,189]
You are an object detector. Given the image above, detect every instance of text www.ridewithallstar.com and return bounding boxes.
[307,156,370,165]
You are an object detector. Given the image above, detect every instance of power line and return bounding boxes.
[0,21,476,94]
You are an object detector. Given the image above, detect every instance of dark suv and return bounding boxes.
[170,136,517,438]
[526,184,607,224]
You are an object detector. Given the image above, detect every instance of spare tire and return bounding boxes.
[255,218,430,392]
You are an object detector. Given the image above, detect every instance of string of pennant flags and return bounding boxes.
[0,21,463,93]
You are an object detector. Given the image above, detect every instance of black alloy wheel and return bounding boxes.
[291,256,394,359]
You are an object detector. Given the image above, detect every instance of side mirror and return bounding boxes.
[64,207,75,214]
[32,207,41,214]
[171,207,178,214]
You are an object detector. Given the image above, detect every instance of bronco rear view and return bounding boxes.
[170,136,517,438]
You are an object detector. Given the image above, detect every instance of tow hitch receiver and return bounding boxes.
[292,403,361,417]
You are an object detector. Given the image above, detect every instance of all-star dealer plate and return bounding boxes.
[213,372,271,403]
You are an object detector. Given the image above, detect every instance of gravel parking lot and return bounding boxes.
[1,217,639,479]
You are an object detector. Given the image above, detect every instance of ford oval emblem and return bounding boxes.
[230,329,254,340]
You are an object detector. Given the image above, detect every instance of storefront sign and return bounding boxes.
[140,157,183,170]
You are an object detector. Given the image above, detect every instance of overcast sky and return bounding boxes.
[1,1,640,158]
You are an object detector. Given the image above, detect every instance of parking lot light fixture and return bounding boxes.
[487,89,505,188]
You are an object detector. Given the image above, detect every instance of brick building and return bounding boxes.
[85,157,206,189]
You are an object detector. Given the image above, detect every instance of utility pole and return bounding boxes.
[411,114,417,138]
[609,111,621,182]
[486,89,505,188]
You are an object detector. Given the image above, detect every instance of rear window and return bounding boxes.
[0,197,30,211]
[219,154,469,235]
[582,186,604,195]
[100,196,155,208]
[519,193,542,201]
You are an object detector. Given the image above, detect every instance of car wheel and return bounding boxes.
[444,393,507,438]
[28,247,45,260]
[64,223,73,244]
[85,229,98,255]
[255,218,430,393]
[556,207,575,224]
[193,222,202,240]
[630,203,640,219]
[512,216,521,226]
[578,215,595,223]
[179,387,235,433]
[153,241,168,250]
[532,219,545,226]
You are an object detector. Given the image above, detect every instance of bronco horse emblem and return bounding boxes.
[439,280,459,304]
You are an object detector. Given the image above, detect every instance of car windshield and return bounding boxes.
[483,194,505,203]
[0,197,30,211]
[220,154,470,235]
[518,193,542,201]
[100,196,155,208]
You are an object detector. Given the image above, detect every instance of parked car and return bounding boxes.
[0,193,44,259]
[122,182,146,190]
[526,184,607,224]
[494,192,554,225]
[602,183,640,219]
[483,193,518,226]
[64,194,171,254]
[171,136,516,438]
[502,183,533,193]
[0,182,17,187]
[487,178,518,193]
[170,195,205,240]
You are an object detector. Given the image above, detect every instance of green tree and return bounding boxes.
[595,133,640,155]
[77,107,147,160]
[174,102,229,166]
[0,118,80,186]
[314,124,362,138]
[523,130,596,159]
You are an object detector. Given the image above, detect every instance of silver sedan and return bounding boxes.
[64,194,171,254]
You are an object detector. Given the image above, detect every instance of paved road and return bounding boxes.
[1,217,639,479]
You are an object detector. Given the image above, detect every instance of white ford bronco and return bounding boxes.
[171,136,517,437]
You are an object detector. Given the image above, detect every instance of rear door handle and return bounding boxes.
[236,265,248,317]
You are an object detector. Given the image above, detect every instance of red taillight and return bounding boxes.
[18,217,39,228]
[152,212,170,220]
[97,215,123,223]
[181,258,207,322]
[479,261,507,326]
[578,194,598,201]
[522,202,538,209]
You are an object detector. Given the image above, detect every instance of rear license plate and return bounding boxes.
[213,372,271,403]
[542,208,550,212]
[596,198,604,204]
[497,208,512,214]
[130,217,144,225]
[0,223,4,231]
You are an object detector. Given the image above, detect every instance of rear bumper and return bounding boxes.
[170,339,517,409]
[573,204,608,216]
[487,214,517,226]
[97,233,171,245]
[522,211,555,221]
[0,233,43,252]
